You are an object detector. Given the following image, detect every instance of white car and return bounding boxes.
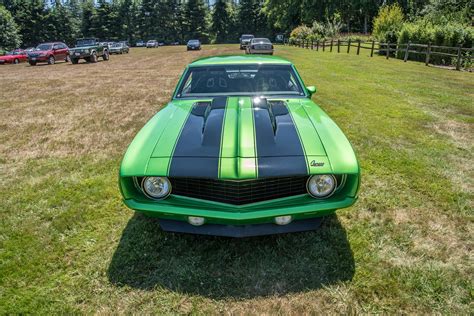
[246,38,274,55]
[146,40,158,48]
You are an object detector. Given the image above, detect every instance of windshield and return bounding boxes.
[176,64,304,97]
[241,35,254,40]
[6,51,23,55]
[76,39,96,47]
[112,43,122,47]
[35,44,52,51]
[188,40,199,44]
[252,38,271,44]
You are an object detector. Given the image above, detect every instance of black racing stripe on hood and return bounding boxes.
[252,98,308,177]
[169,97,227,178]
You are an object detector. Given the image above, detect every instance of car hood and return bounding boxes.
[120,96,358,179]
[71,46,96,50]
[28,50,51,55]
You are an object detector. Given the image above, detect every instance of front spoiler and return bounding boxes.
[159,217,323,237]
[124,196,356,224]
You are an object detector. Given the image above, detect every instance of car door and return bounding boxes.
[52,43,63,60]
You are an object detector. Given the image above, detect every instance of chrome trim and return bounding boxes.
[306,174,337,199]
[139,176,172,200]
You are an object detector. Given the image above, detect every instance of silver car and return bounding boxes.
[246,38,274,55]
[146,40,158,48]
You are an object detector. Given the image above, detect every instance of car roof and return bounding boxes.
[189,55,291,66]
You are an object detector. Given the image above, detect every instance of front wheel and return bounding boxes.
[71,58,79,64]
[29,61,36,66]
[102,51,109,61]
[90,52,97,63]
[65,55,70,62]
[47,56,55,65]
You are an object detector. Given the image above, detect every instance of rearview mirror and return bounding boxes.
[306,86,317,96]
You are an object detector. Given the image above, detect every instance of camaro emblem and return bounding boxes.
[310,160,324,167]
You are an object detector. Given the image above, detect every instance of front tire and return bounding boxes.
[90,52,97,63]
[65,55,70,62]
[71,58,79,64]
[29,61,36,66]
[102,51,109,61]
[47,56,55,65]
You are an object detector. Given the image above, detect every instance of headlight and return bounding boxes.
[307,174,337,198]
[141,176,171,200]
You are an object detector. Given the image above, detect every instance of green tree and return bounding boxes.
[184,0,209,42]
[373,3,405,42]
[46,1,77,45]
[91,0,117,40]
[4,0,48,47]
[0,4,21,49]
[81,0,95,38]
[237,0,268,36]
[211,0,231,43]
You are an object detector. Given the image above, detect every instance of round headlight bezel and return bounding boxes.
[306,174,337,199]
[140,176,172,200]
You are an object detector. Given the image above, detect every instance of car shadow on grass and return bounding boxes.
[107,213,354,299]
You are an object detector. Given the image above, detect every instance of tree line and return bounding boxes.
[0,0,472,50]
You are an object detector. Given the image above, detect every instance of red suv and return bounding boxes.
[27,42,70,66]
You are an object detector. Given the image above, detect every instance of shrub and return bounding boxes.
[397,19,474,65]
[289,25,312,43]
[373,4,404,43]
[325,13,343,39]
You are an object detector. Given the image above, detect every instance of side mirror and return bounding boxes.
[306,86,317,96]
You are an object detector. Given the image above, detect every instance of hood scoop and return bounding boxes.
[254,98,289,136]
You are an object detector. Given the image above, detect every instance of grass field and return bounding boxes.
[0,44,473,314]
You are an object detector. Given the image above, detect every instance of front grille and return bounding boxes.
[169,176,308,205]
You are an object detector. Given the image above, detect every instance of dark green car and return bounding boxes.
[119,55,360,237]
[69,38,109,64]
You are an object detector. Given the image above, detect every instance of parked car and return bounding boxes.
[27,42,69,66]
[0,49,28,64]
[146,40,158,48]
[69,38,109,64]
[118,55,360,237]
[25,47,35,53]
[136,40,145,47]
[158,42,165,46]
[186,39,201,51]
[246,38,274,55]
[239,34,254,50]
[100,42,112,49]
[109,42,129,54]
[171,41,180,45]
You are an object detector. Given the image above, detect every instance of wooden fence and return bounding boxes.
[288,39,473,70]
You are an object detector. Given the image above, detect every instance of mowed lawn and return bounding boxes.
[0,45,472,314]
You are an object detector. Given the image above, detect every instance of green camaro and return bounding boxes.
[119,55,360,237]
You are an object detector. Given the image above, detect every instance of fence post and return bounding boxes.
[330,39,333,52]
[456,44,462,70]
[311,40,314,50]
[386,42,390,59]
[316,40,319,51]
[370,40,375,57]
[425,42,431,66]
[337,40,340,53]
[347,39,351,53]
[322,41,325,52]
[404,42,410,62]
[357,40,361,55]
